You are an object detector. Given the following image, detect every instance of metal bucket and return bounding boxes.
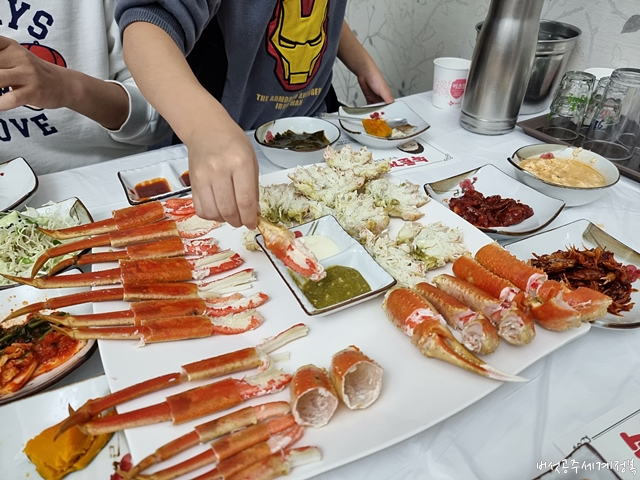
[475,20,582,115]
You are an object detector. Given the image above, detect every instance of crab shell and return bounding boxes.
[289,364,338,428]
[330,346,383,409]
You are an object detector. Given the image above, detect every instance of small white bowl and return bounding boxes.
[254,117,341,169]
[338,101,430,149]
[0,157,38,212]
[118,157,190,205]
[508,144,620,207]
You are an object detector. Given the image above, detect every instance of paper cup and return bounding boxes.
[432,58,471,109]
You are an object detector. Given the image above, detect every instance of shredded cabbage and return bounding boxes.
[0,203,83,285]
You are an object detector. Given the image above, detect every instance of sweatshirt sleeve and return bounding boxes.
[103,0,172,145]
[115,0,220,55]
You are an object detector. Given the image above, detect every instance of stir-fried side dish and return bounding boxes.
[0,206,84,285]
[265,129,330,151]
[449,189,534,228]
[530,246,639,315]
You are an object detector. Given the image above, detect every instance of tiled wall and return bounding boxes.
[334,0,640,105]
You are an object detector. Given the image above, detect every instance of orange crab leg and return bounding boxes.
[432,274,536,346]
[126,402,291,479]
[382,286,526,382]
[330,346,383,410]
[452,255,523,305]
[289,364,338,428]
[79,368,293,436]
[414,282,499,355]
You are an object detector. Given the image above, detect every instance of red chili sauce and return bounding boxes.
[181,171,190,187]
[34,331,78,368]
[134,177,171,199]
[449,189,534,228]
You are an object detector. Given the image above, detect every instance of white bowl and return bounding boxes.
[118,156,190,205]
[508,144,620,207]
[338,101,430,149]
[0,157,38,212]
[254,117,341,168]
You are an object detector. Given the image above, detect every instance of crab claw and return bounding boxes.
[382,287,527,383]
[256,216,325,281]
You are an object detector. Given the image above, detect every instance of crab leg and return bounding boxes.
[413,282,500,355]
[137,415,298,480]
[382,286,526,382]
[452,255,523,305]
[290,365,338,428]
[257,216,325,281]
[330,346,383,410]
[3,270,259,322]
[126,402,292,479]
[6,252,245,289]
[78,367,293,436]
[38,199,197,240]
[432,274,536,346]
[56,324,308,435]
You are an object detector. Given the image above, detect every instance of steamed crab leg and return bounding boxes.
[413,282,500,355]
[452,255,523,305]
[382,286,526,382]
[432,274,536,346]
[3,269,259,322]
[39,198,199,240]
[5,252,244,289]
[57,324,308,435]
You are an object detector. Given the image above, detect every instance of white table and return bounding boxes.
[29,92,640,480]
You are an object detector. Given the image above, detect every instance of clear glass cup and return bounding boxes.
[582,76,610,129]
[582,68,640,162]
[543,71,596,141]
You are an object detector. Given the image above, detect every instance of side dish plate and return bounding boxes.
[118,157,190,205]
[0,156,38,212]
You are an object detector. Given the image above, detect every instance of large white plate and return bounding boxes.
[0,156,38,212]
[504,219,640,329]
[0,375,129,479]
[94,169,589,480]
[0,273,97,404]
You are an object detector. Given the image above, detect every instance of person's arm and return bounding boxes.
[337,20,394,105]
[0,35,129,130]
[122,22,259,230]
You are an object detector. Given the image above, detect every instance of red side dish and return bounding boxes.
[449,189,534,228]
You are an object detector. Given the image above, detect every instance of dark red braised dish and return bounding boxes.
[448,189,534,229]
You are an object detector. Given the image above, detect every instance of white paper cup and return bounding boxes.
[432,58,471,109]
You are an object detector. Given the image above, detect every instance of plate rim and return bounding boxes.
[0,156,39,212]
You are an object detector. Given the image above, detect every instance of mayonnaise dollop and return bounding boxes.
[299,235,341,260]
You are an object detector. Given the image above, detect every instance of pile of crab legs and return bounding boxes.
[2,199,323,344]
[382,242,612,381]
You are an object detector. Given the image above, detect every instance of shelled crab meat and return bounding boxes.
[3,269,259,322]
[382,286,526,382]
[57,324,308,436]
[4,252,244,289]
[257,216,325,281]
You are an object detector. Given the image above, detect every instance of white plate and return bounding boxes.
[338,101,430,149]
[504,219,640,329]
[424,164,566,239]
[0,375,129,479]
[118,156,190,205]
[0,272,97,404]
[256,215,396,316]
[94,168,589,480]
[0,157,38,212]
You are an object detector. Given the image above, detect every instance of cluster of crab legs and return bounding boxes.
[383,242,611,381]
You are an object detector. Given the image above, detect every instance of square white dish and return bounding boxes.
[338,100,430,149]
[255,215,396,316]
[424,164,566,239]
[118,156,190,205]
[504,219,640,329]
[0,156,38,212]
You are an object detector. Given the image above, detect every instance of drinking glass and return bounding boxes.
[543,71,596,141]
[583,68,640,162]
[582,76,610,130]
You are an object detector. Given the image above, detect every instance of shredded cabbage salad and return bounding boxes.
[0,203,83,285]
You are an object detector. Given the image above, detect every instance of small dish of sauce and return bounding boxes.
[298,235,341,260]
[293,265,372,309]
[134,177,172,199]
[181,171,191,187]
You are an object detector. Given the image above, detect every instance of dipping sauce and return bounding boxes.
[298,235,341,260]
[265,129,330,151]
[134,177,171,198]
[181,171,191,187]
[294,265,371,309]
[519,154,606,188]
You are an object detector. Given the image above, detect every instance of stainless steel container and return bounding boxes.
[461,0,544,135]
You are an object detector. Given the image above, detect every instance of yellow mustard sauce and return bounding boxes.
[293,265,372,309]
[520,156,606,188]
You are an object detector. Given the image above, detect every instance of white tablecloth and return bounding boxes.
[30,92,640,480]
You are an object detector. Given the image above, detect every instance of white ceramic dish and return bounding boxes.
[0,375,129,479]
[584,67,614,80]
[254,116,341,169]
[118,156,190,205]
[0,270,97,405]
[424,164,565,239]
[0,156,38,212]
[508,144,620,207]
[256,215,396,316]
[338,100,430,149]
[504,219,640,329]
[0,197,94,290]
